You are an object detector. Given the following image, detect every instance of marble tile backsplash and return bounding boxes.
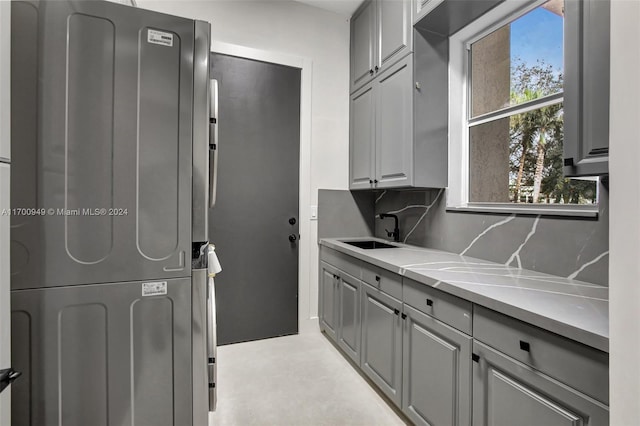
[373,183,609,286]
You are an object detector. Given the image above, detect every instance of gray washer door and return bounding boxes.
[10,1,194,290]
[210,53,300,345]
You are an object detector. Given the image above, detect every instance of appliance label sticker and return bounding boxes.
[147,29,173,47]
[142,281,168,297]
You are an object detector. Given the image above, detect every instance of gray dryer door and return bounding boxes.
[10,1,195,289]
[11,278,192,426]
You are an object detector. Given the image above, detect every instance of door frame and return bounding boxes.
[210,41,315,334]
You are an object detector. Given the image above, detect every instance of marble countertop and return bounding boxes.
[320,237,609,353]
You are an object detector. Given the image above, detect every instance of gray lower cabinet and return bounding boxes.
[360,282,403,406]
[319,261,339,341]
[402,304,472,426]
[319,249,608,426]
[472,341,609,426]
[319,260,362,364]
[337,272,362,364]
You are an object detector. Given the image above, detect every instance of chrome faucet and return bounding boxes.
[379,213,400,242]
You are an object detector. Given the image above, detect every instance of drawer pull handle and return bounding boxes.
[519,340,531,352]
[375,276,380,282]
[393,308,400,316]
[401,313,407,320]
[426,299,433,306]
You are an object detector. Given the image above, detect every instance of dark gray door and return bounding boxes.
[210,53,300,345]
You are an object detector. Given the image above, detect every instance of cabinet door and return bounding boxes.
[351,0,376,93]
[377,0,412,73]
[413,0,444,25]
[338,273,362,364]
[403,304,472,426]
[319,262,338,341]
[361,282,403,406]
[563,0,609,177]
[473,341,609,426]
[376,55,413,188]
[350,82,376,190]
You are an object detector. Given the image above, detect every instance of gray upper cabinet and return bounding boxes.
[563,0,610,177]
[350,0,412,94]
[377,0,412,71]
[351,0,376,93]
[473,341,609,426]
[376,56,413,188]
[360,282,403,407]
[337,272,362,364]
[319,262,339,341]
[350,82,376,189]
[403,304,472,426]
[413,0,443,25]
[349,24,448,190]
[350,55,418,190]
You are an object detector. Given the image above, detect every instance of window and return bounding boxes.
[448,0,598,215]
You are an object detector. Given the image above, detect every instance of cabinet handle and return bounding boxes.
[374,66,379,72]
[369,179,373,184]
[375,276,380,282]
[373,179,378,184]
[401,313,407,320]
[519,340,531,352]
[369,69,374,75]
[472,354,480,363]
[426,298,433,307]
[393,308,400,316]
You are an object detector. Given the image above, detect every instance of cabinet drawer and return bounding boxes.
[361,263,402,300]
[402,277,472,335]
[320,246,362,281]
[473,305,609,405]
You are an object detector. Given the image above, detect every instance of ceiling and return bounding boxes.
[294,0,363,17]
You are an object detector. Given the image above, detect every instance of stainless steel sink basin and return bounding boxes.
[343,240,399,249]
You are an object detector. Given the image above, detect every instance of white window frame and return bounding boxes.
[447,0,599,218]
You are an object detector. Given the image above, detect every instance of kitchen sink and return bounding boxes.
[343,240,399,249]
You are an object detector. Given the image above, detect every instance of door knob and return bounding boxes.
[289,234,297,242]
[289,217,296,225]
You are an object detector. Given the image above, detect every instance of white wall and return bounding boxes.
[609,0,640,423]
[137,0,351,332]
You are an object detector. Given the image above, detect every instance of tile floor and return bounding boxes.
[209,332,407,426]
